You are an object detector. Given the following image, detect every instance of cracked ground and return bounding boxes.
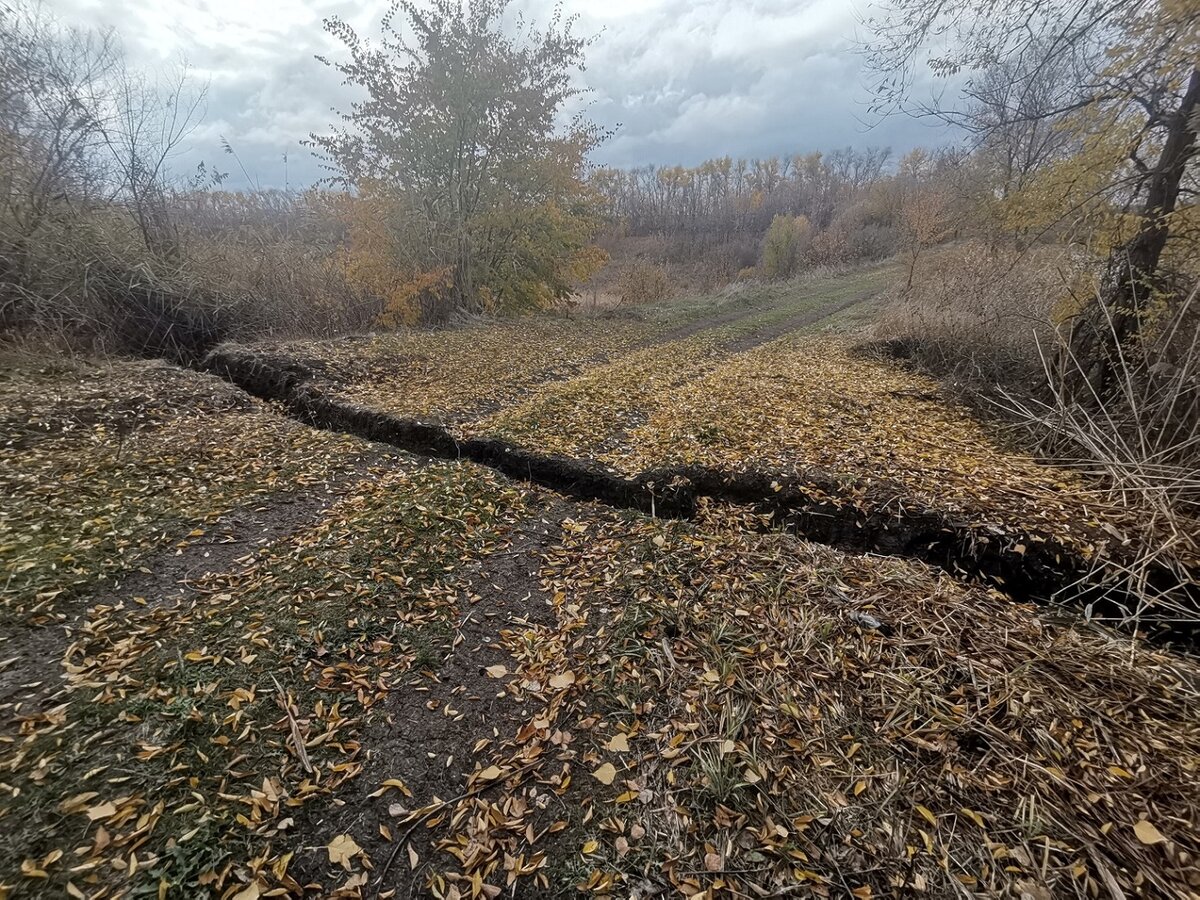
[2,269,1198,899]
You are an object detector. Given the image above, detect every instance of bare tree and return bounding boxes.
[1,2,205,268]
[966,43,1087,204]
[100,60,206,259]
[0,3,117,245]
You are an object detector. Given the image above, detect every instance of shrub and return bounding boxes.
[616,263,672,305]
[806,226,851,268]
[1,187,384,356]
[873,241,1082,386]
[759,214,811,280]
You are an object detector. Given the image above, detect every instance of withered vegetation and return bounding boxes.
[3,268,1198,900]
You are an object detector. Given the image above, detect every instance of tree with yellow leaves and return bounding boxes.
[865,0,1199,400]
[759,214,812,280]
[309,0,607,323]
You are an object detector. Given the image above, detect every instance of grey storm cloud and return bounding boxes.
[46,0,952,189]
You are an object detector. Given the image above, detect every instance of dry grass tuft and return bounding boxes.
[1000,285,1200,628]
[874,241,1084,387]
[875,243,1199,628]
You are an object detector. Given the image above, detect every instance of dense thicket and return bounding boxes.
[583,146,970,291]
[0,3,384,355]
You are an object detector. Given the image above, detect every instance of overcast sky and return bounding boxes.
[49,0,954,189]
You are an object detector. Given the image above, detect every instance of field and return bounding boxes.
[2,267,1198,900]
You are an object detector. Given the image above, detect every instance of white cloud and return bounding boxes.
[45,0,954,187]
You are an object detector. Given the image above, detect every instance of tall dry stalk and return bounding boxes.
[1000,284,1199,628]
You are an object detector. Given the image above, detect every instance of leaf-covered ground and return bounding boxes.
[266,268,893,427]
[272,318,648,424]
[453,502,1200,898]
[2,270,1197,899]
[483,328,1167,571]
[1,357,366,624]
[2,460,533,897]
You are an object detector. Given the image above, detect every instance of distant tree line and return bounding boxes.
[588,146,968,283]
[593,147,891,238]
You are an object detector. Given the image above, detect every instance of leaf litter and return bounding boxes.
[3,275,1198,898]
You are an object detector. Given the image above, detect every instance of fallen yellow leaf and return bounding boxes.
[592,763,617,785]
[549,671,576,689]
[327,833,361,869]
[86,802,117,821]
[1134,820,1166,845]
[606,733,630,752]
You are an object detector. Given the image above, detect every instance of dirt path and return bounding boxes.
[722,287,881,352]
[285,501,569,897]
[451,353,617,424]
[0,450,405,735]
[650,296,765,345]
[588,288,883,455]
[649,279,883,351]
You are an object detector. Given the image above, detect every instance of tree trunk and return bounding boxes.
[1065,68,1200,401]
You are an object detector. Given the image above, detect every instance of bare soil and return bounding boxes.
[285,501,569,897]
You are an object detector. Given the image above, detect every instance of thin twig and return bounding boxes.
[270,674,313,774]
[374,760,541,895]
